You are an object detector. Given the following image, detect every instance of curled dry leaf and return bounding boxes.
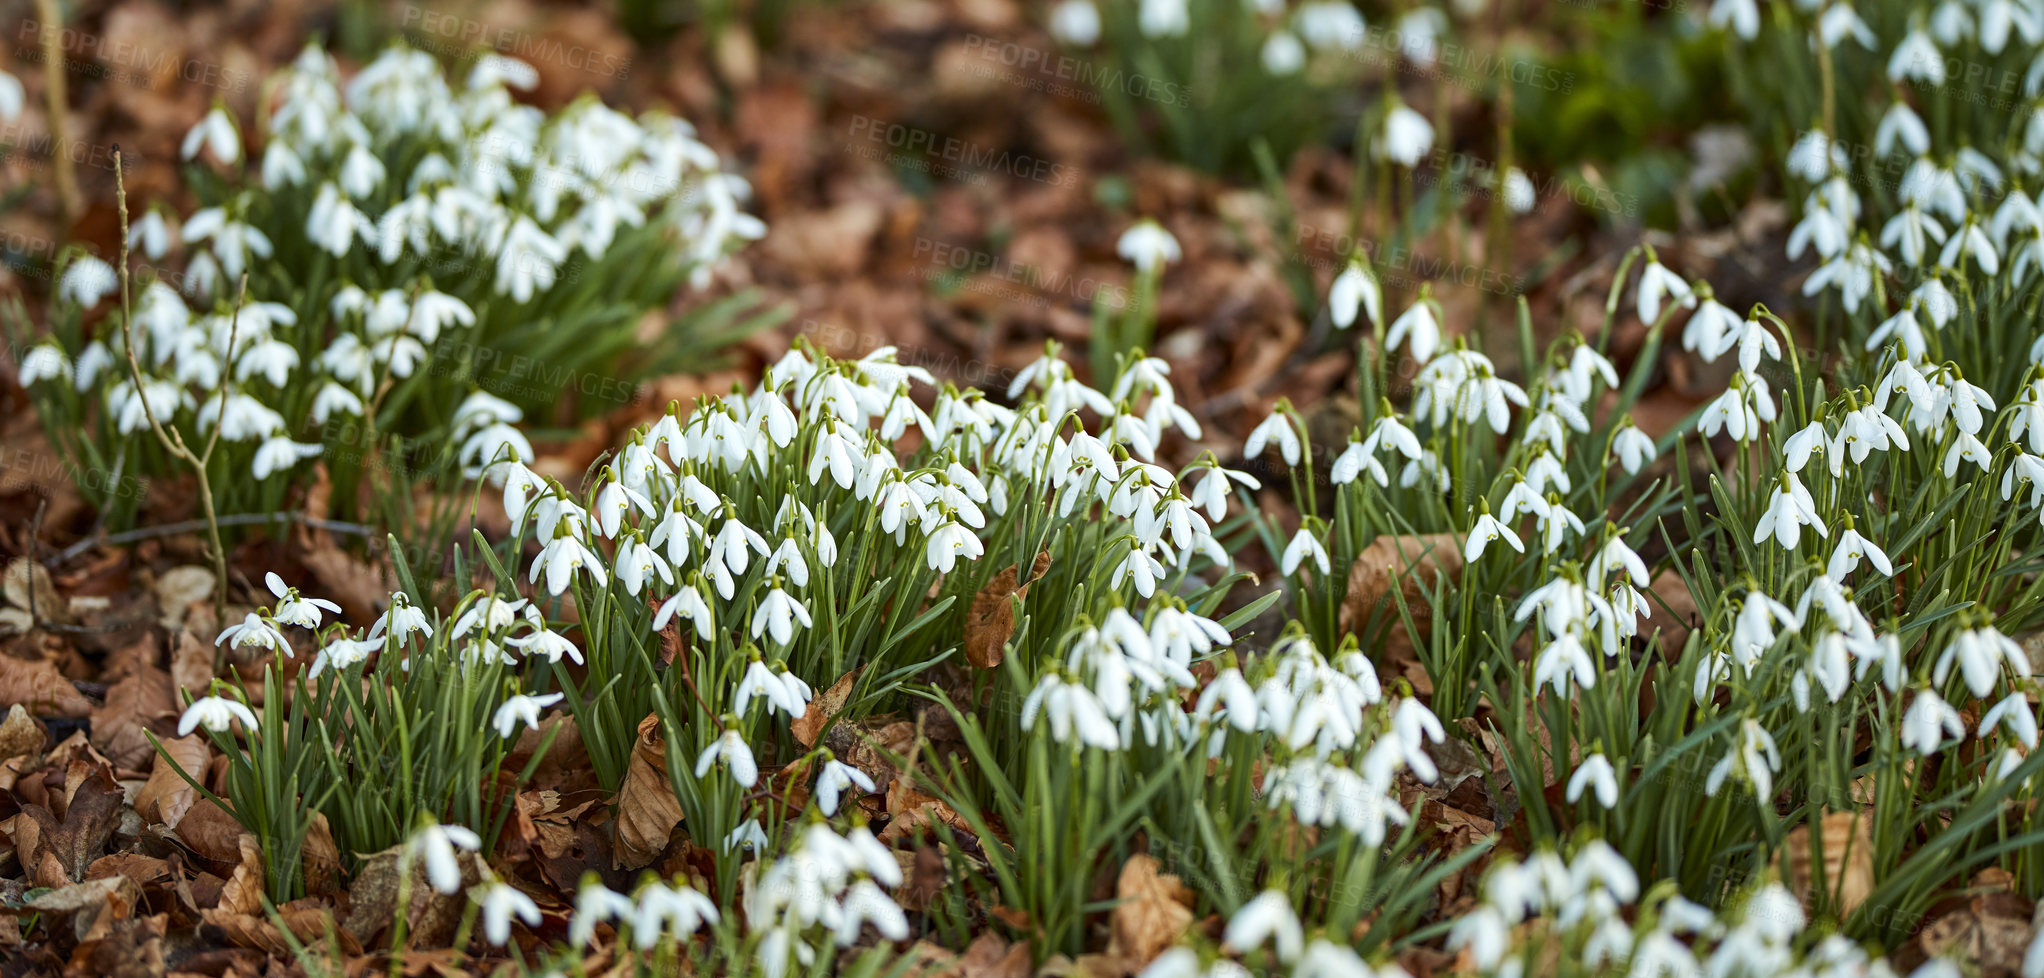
[1339,534,1462,648]
[302,812,344,898]
[91,647,175,770]
[965,552,1050,670]
[1916,889,2034,978]
[0,651,97,718]
[136,734,210,828]
[1109,854,1194,969]
[152,566,216,630]
[795,666,863,749]
[614,713,686,870]
[13,873,142,943]
[1783,811,1875,920]
[0,703,46,759]
[3,558,70,629]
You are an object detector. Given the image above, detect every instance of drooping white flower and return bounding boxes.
[478,881,541,946]
[405,823,481,895]
[695,728,760,787]
[177,695,259,736]
[1222,890,1304,963]
[1567,753,1620,808]
[1117,219,1182,273]
[1901,689,1965,757]
[492,692,565,739]
[1378,104,1435,167]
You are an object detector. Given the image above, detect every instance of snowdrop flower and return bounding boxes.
[1705,718,1781,800]
[216,613,290,654]
[182,106,241,163]
[1504,167,1536,213]
[478,882,540,946]
[17,344,69,387]
[1612,422,1657,474]
[1328,257,1383,330]
[310,636,379,678]
[653,579,716,632]
[1262,31,1307,74]
[1567,753,1619,807]
[1827,524,1893,579]
[1223,890,1304,963]
[1117,219,1182,273]
[128,209,172,260]
[1636,257,1694,325]
[1049,0,1102,44]
[696,728,759,787]
[1707,0,1759,39]
[370,595,434,643]
[1754,473,1827,550]
[1464,507,1524,562]
[1981,693,2041,749]
[265,573,341,629]
[751,587,814,646]
[1935,624,2031,698]
[1815,2,1877,49]
[58,256,118,308]
[492,692,564,738]
[532,532,608,596]
[1901,688,1965,756]
[1281,526,1331,577]
[1188,461,1260,521]
[0,70,19,121]
[1292,1,1364,51]
[178,695,259,736]
[1378,103,1435,167]
[406,823,481,895]
[1138,0,1189,36]
[1245,407,1303,465]
[1889,26,1946,84]
[635,882,721,948]
[1386,294,1442,363]
[1682,292,1743,356]
[925,520,984,573]
[814,758,877,816]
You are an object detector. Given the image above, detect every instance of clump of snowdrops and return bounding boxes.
[12,42,770,533]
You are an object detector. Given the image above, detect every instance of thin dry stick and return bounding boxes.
[30,0,80,225]
[112,147,247,625]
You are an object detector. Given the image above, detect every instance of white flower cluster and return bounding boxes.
[23,42,763,489]
[746,822,907,978]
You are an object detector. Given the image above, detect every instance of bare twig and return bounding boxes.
[113,147,248,623]
[30,0,80,225]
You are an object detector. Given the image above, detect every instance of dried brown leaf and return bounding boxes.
[0,703,46,759]
[0,652,96,718]
[614,714,685,870]
[1338,534,1462,642]
[795,667,862,749]
[965,553,1049,669]
[1109,854,1193,969]
[1784,811,1875,920]
[135,734,209,829]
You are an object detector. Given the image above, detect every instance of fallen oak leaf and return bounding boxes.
[0,652,98,718]
[613,713,685,870]
[1109,854,1193,969]
[135,733,210,828]
[0,703,46,759]
[1783,811,1875,921]
[964,552,1050,670]
[795,666,862,749]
